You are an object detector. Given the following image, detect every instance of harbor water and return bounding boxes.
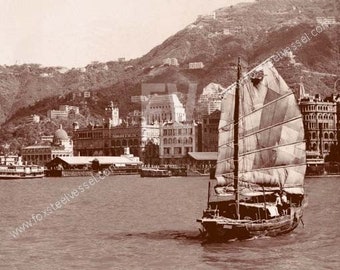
[0,175,339,269]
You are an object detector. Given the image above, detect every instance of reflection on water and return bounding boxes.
[0,175,339,269]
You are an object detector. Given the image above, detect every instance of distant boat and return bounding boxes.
[197,57,306,241]
[140,168,172,177]
[140,165,187,178]
[0,164,44,179]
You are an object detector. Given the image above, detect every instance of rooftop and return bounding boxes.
[147,94,183,108]
[48,156,142,165]
[188,152,218,161]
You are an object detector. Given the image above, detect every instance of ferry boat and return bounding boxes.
[0,164,44,179]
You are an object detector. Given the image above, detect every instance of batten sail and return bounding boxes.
[215,60,306,194]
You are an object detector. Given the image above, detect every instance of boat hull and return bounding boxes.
[198,207,303,241]
[140,169,171,177]
[0,174,44,180]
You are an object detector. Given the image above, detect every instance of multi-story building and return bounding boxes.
[21,125,73,165]
[201,110,221,152]
[24,114,40,124]
[207,99,222,115]
[159,121,200,164]
[144,94,186,124]
[196,83,223,119]
[72,103,160,161]
[299,94,338,157]
[47,105,80,119]
[47,110,68,119]
[59,105,80,114]
[73,122,160,159]
[189,62,204,69]
[163,58,179,66]
[105,101,120,127]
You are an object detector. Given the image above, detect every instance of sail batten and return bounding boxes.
[215,60,306,193]
[218,140,305,162]
[217,163,306,174]
[218,117,304,148]
[219,92,294,132]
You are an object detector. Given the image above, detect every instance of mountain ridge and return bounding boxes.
[0,0,339,152]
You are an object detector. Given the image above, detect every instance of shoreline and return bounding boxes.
[306,174,340,178]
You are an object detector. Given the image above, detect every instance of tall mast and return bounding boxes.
[233,57,241,220]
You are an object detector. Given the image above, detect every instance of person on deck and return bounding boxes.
[281,191,289,214]
[275,193,283,215]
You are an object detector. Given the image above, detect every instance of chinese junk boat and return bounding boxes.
[197,58,306,241]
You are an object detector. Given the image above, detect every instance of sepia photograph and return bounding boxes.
[0,0,339,269]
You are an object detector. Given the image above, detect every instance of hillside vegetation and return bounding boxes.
[0,0,339,152]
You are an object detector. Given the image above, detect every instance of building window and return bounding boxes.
[174,147,182,154]
[312,143,317,150]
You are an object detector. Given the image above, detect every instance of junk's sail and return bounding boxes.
[215,60,306,194]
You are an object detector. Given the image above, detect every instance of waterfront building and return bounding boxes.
[73,122,160,160]
[201,110,221,152]
[46,152,141,172]
[159,121,200,165]
[299,93,338,157]
[188,152,218,174]
[73,103,160,161]
[21,125,73,165]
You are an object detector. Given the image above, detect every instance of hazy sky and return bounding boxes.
[0,0,253,68]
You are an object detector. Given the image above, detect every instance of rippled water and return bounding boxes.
[0,175,339,270]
